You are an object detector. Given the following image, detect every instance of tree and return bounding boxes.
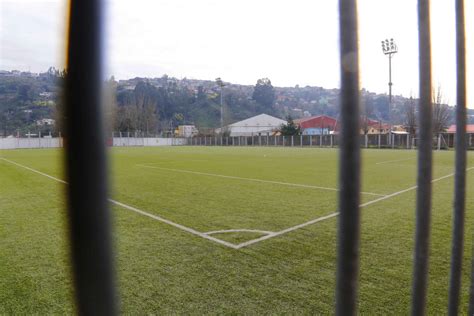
[143,104,157,135]
[104,76,118,135]
[432,86,450,134]
[373,95,389,122]
[403,96,417,135]
[279,115,301,136]
[252,78,275,111]
[215,77,225,128]
[115,81,160,134]
[53,69,67,134]
[360,95,374,135]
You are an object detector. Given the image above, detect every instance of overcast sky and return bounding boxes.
[1,0,472,106]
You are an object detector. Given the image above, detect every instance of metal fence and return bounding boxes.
[4,133,473,150]
[62,0,468,314]
[185,133,474,150]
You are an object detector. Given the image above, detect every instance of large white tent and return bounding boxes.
[220,113,286,137]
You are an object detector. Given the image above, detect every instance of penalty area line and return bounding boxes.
[0,157,239,249]
[136,164,386,197]
[375,157,415,165]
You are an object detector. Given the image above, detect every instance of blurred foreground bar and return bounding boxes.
[64,0,117,314]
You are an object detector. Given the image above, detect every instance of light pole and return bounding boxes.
[381,38,398,145]
[215,77,225,130]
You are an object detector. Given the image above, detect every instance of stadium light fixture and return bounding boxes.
[381,38,398,145]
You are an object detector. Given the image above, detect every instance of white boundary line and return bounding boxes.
[234,212,339,248]
[108,200,239,249]
[0,157,239,249]
[2,157,472,250]
[375,157,415,165]
[0,158,67,184]
[136,164,386,197]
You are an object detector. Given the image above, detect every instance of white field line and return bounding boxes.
[234,213,339,249]
[0,157,239,249]
[4,157,473,250]
[136,164,386,197]
[234,166,474,249]
[108,200,239,249]
[0,158,67,184]
[375,157,415,165]
[384,163,455,172]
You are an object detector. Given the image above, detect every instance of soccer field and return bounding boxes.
[1,146,473,313]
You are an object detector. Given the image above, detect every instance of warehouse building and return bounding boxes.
[218,113,286,137]
[295,115,338,135]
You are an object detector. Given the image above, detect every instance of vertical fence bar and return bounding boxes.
[64,0,117,314]
[449,0,468,314]
[411,0,433,314]
[335,0,361,314]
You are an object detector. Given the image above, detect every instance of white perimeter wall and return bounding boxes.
[112,137,186,147]
[0,137,186,149]
[0,137,63,149]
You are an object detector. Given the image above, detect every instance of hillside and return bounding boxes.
[0,69,465,137]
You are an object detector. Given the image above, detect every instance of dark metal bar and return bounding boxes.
[64,0,117,314]
[411,0,433,314]
[335,0,361,314]
[448,0,468,314]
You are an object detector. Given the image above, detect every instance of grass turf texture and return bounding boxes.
[0,146,473,313]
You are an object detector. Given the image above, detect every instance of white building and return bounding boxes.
[177,125,198,137]
[219,113,286,137]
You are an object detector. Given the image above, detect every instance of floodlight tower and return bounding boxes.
[215,77,225,129]
[381,38,398,144]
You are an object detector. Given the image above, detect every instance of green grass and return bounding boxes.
[1,146,473,314]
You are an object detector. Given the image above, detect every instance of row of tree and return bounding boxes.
[109,77,278,135]
[402,86,451,136]
[279,86,451,137]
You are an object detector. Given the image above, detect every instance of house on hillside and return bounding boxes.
[445,124,474,147]
[446,124,474,134]
[176,125,198,137]
[331,117,391,135]
[362,118,391,135]
[36,118,55,126]
[217,114,286,137]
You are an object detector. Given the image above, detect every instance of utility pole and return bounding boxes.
[215,77,225,130]
[381,38,398,145]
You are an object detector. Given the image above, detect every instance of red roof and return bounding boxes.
[332,117,389,131]
[447,124,474,133]
[294,115,337,130]
[365,118,381,127]
[295,115,391,131]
